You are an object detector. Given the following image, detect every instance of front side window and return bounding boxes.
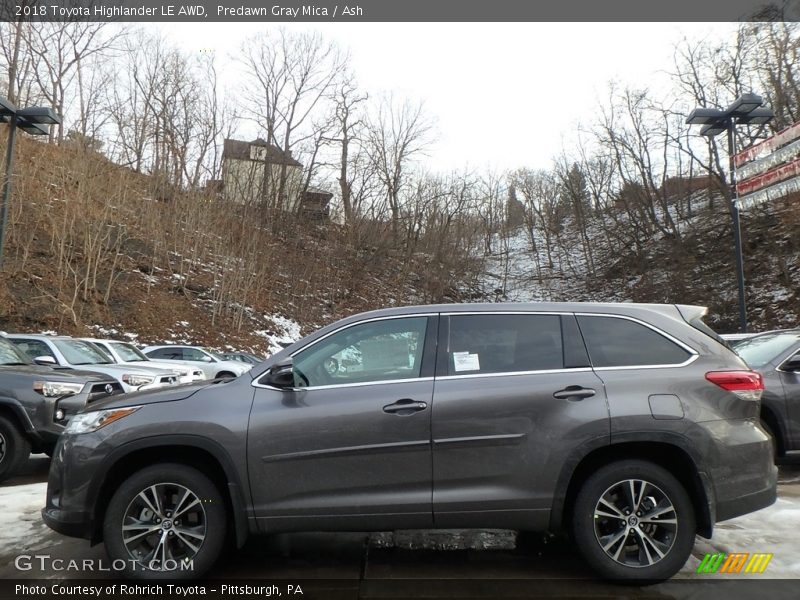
[577,316,692,368]
[447,314,563,375]
[291,317,429,387]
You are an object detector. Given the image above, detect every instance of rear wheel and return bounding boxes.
[0,415,31,483]
[572,460,695,582]
[103,463,227,579]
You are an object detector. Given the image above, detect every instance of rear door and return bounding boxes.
[431,312,608,530]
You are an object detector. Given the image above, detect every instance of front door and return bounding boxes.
[248,315,437,532]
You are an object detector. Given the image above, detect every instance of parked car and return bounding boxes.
[731,329,800,457]
[219,351,265,366]
[141,345,252,379]
[7,335,182,394]
[0,335,123,482]
[80,338,205,383]
[43,303,775,582]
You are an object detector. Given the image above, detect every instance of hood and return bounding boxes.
[67,363,163,376]
[0,364,107,382]
[86,379,218,411]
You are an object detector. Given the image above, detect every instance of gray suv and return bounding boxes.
[0,336,123,482]
[42,303,776,582]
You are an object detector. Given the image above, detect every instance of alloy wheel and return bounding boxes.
[121,482,207,570]
[0,432,5,464]
[593,478,678,568]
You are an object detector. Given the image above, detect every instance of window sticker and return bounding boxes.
[453,351,480,372]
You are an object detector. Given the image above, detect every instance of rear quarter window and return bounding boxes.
[577,316,692,368]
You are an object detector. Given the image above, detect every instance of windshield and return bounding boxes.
[53,339,113,365]
[111,342,148,362]
[735,332,800,369]
[0,338,32,366]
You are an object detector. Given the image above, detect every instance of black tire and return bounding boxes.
[214,371,236,380]
[571,460,695,583]
[0,415,32,484]
[103,463,227,579]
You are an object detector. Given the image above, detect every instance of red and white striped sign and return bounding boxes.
[735,121,800,210]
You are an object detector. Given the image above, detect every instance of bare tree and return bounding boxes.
[366,96,432,240]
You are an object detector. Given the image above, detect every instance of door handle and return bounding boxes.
[553,386,596,401]
[383,398,428,415]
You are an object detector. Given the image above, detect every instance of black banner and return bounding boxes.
[1,0,799,23]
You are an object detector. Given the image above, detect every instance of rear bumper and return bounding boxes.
[716,463,778,522]
[702,419,778,523]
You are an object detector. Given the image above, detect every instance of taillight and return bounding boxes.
[705,370,764,401]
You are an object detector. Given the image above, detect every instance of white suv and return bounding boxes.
[142,345,252,379]
[8,335,182,393]
[80,338,205,383]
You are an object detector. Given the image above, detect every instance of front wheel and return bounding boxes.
[103,463,227,579]
[214,371,236,380]
[571,460,695,582]
[0,415,32,484]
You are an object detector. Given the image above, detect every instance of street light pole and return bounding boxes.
[0,117,18,268]
[726,120,748,333]
[686,93,774,333]
[0,97,61,269]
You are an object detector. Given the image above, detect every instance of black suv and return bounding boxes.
[0,335,123,482]
[43,303,776,582]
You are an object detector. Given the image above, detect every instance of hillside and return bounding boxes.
[474,191,800,333]
[0,136,797,352]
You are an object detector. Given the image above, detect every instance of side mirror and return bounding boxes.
[34,356,57,366]
[781,355,800,373]
[262,358,295,389]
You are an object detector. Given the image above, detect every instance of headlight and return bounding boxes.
[121,374,155,387]
[64,406,141,434]
[33,381,84,398]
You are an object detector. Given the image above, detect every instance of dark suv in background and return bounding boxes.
[0,336,122,482]
[42,303,776,582]
[732,330,800,457]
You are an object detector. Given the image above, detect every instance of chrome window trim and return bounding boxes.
[252,376,435,392]
[436,367,593,381]
[443,311,570,316]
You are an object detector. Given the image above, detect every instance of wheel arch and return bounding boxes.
[88,435,249,548]
[551,439,713,538]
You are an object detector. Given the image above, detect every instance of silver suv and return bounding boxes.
[42,303,776,582]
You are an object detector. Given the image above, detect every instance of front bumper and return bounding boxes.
[41,506,92,539]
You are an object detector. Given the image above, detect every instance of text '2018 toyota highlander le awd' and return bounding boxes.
[42,303,776,582]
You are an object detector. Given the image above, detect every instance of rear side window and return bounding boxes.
[577,316,692,368]
[12,339,56,361]
[147,347,183,360]
[447,314,563,375]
